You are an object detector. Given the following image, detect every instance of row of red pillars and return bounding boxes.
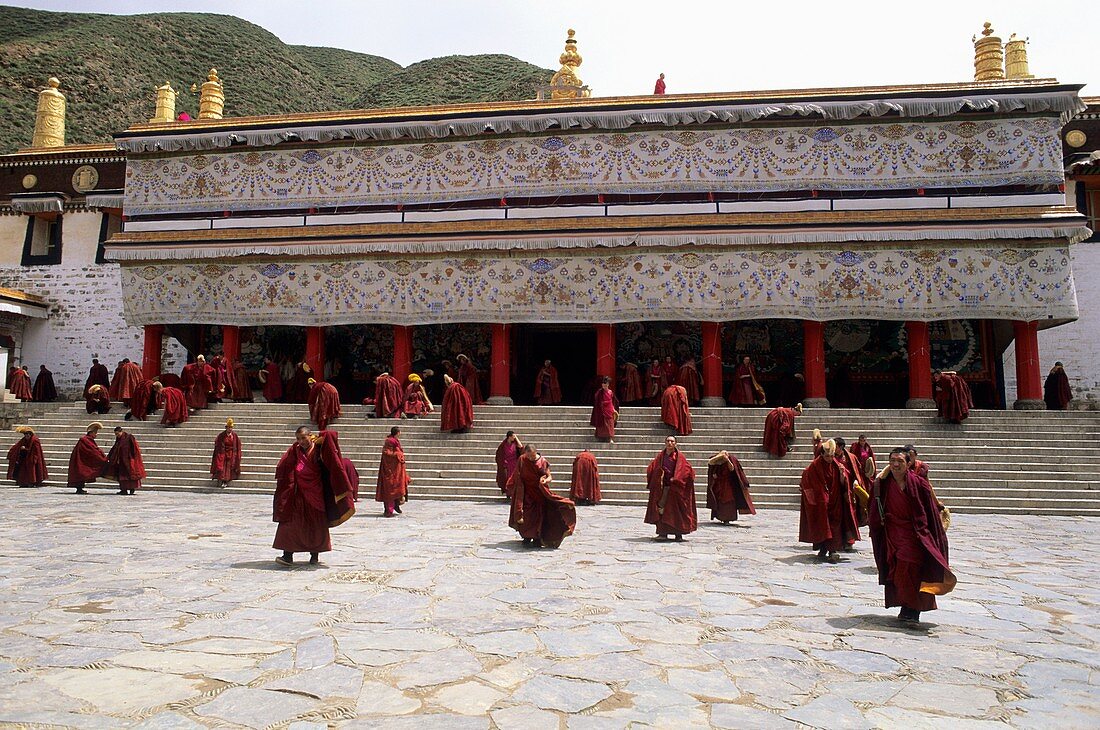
[140,320,1048,408]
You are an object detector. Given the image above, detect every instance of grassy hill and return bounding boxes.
[0,5,552,153]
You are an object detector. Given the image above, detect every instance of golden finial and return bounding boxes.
[1004,34,1034,80]
[31,77,66,148]
[973,22,1005,82]
[149,81,177,124]
[550,28,591,100]
[193,68,224,120]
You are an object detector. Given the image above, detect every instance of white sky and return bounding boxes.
[10,0,1100,97]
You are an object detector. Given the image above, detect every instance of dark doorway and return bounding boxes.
[515,324,596,405]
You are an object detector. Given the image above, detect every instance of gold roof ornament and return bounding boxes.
[549,29,591,100]
[31,77,66,148]
[192,68,224,120]
[1004,34,1034,80]
[973,22,1005,82]
[149,81,177,124]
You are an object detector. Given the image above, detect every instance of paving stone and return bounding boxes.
[129,713,208,729]
[711,703,796,729]
[783,695,872,729]
[294,635,335,669]
[491,704,561,730]
[666,668,742,701]
[262,662,363,698]
[42,667,206,715]
[513,674,614,713]
[810,649,902,674]
[536,624,637,656]
[463,629,540,657]
[430,680,505,715]
[888,682,1000,718]
[193,686,318,728]
[356,680,421,716]
[392,647,481,689]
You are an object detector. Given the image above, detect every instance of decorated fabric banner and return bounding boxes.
[119,243,1077,326]
[123,116,1064,216]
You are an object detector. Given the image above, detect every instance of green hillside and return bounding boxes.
[0,5,552,153]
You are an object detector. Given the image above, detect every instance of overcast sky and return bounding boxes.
[10,1,1099,96]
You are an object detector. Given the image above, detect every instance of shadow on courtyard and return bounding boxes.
[229,559,330,571]
[828,614,937,634]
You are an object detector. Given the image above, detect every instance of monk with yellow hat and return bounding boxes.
[211,418,242,488]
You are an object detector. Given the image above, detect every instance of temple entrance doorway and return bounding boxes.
[514,324,596,405]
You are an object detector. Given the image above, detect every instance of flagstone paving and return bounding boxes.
[0,488,1097,728]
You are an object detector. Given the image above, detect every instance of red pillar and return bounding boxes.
[595,324,616,387]
[141,324,164,379]
[221,325,241,364]
[905,321,934,408]
[1013,320,1044,409]
[304,326,325,379]
[488,323,512,404]
[392,325,413,384]
[701,321,725,406]
[802,320,829,407]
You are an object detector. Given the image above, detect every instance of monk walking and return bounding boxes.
[32,365,57,402]
[730,355,765,406]
[440,374,474,432]
[495,430,523,498]
[507,444,576,548]
[157,382,189,426]
[211,418,242,488]
[376,426,410,517]
[644,435,697,541]
[869,448,956,626]
[85,358,110,392]
[7,426,47,487]
[308,378,342,430]
[799,438,853,563]
[852,434,876,479]
[67,422,108,494]
[932,370,973,423]
[706,450,755,524]
[676,357,703,404]
[762,403,802,457]
[457,354,484,405]
[85,384,111,414]
[534,359,563,405]
[619,362,644,405]
[8,366,32,401]
[111,358,143,404]
[105,426,146,495]
[661,383,693,436]
[273,427,356,566]
[260,356,283,403]
[570,449,601,505]
[126,377,157,421]
[1044,361,1072,410]
[181,355,214,410]
[590,376,619,443]
[230,359,254,402]
[645,358,665,404]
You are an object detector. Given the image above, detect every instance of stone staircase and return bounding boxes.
[10,402,1100,516]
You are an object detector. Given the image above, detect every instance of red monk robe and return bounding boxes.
[33,366,57,402]
[661,384,693,436]
[457,356,484,405]
[158,385,190,426]
[1044,365,1072,410]
[375,434,410,516]
[645,360,666,405]
[590,383,619,441]
[706,451,755,523]
[869,465,955,617]
[181,360,214,410]
[495,435,522,497]
[570,450,601,505]
[105,430,146,494]
[285,362,314,404]
[836,446,870,528]
[370,373,404,419]
[9,368,32,401]
[852,438,876,480]
[508,453,576,548]
[343,458,360,502]
[211,425,242,485]
[933,372,973,423]
[230,360,254,402]
[619,362,644,404]
[85,361,110,392]
[441,378,474,432]
[85,386,111,414]
[67,432,107,493]
[799,450,856,558]
[273,430,356,560]
[534,362,563,405]
[654,74,666,94]
[209,354,230,400]
[645,444,697,539]
[403,375,433,416]
[7,431,47,487]
[730,360,764,405]
[308,380,342,430]
[677,359,703,404]
[762,405,800,457]
[128,379,156,420]
[111,361,143,404]
[261,360,283,402]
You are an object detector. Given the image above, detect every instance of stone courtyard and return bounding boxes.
[0,489,1097,729]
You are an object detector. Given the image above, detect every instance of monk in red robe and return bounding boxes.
[441,375,474,432]
[230,359,253,402]
[730,355,765,406]
[762,403,801,457]
[111,359,143,404]
[677,358,703,404]
[181,355,214,410]
[308,378,342,430]
[619,362,644,404]
[261,357,283,403]
[369,372,404,419]
[495,431,523,497]
[645,436,697,541]
[661,356,678,388]
[273,426,356,566]
[1044,361,1072,410]
[209,353,230,401]
[653,72,666,94]
[834,437,870,530]
[661,384,693,436]
[869,448,956,626]
[344,457,360,501]
[507,444,576,548]
[67,422,108,494]
[376,426,410,517]
[125,378,154,421]
[7,426,47,487]
[457,354,484,405]
[157,383,190,426]
[32,365,57,402]
[932,370,973,423]
[9,366,32,401]
[706,450,755,524]
[534,359,563,405]
[85,385,111,414]
[211,418,242,488]
[591,376,619,442]
[403,373,433,417]
[285,362,314,404]
[85,358,110,392]
[799,438,855,563]
[852,435,876,480]
[105,426,146,495]
[645,359,666,405]
[570,449,601,505]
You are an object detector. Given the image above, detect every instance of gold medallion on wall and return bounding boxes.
[21,174,37,190]
[72,165,99,193]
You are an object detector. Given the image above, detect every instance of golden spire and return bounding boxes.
[549,29,591,100]
[973,22,1005,82]
[31,77,66,148]
[149,81,177,124]
[193,68,224,119]
[1004,34,1034,80]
